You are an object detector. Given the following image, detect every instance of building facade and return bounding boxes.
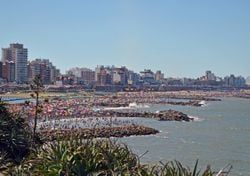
[1,43,28,83]
[1,48,12,63]
[14,48,28,83]
[2,61,15,82]
[155,70,164,81]
[205,71,216,81]
[224,74,246,87]
[29,58,59,84]
[112,67,128,85]
[81,69,95,85]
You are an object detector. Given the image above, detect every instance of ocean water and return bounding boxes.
[119,97,250,175]
[2,97,33,104]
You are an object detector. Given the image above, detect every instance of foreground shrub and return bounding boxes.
[6,139,223,176]
[0,99,43,173]
[0,99,34,164]
[10,139,138,175]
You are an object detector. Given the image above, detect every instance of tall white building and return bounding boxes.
[14,47,28,83]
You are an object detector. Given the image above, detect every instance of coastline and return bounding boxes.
[4,90,247,140]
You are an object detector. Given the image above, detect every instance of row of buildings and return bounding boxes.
[0,43,248,90]
[0,43,60,84]
[63,67,247,90]
[64,66,165,87]
[179,70,246,88]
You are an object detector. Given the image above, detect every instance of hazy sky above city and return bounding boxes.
[0,0,250,78]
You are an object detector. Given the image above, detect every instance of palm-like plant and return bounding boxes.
[8,139,223,176]
[30,74,44,137]
[10,139,138,175]
[0,99,33,165]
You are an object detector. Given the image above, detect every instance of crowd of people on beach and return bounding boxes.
[37,117,135,131]
[5,91,216,131]
[3,90,250,140]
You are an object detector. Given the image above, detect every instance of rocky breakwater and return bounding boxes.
[40,125,159,141]
[166,101,203,107]
[94,100,204,107]
[101,109,192,122]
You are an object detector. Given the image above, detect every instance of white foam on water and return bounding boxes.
[198,100,209,107]
[103,103,150,110]
[188,116,204,122]
[198,100,206,105]
[103,107,131,110]
[129,102,150,108]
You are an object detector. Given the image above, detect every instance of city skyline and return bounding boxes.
[0,1,250,77]
[1,42,248,80]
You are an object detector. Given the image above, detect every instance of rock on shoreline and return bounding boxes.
[155,110,191,121]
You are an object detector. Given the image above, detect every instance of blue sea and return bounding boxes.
[119,97,250,175]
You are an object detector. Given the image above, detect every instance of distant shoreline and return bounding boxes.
[1,89,250,99]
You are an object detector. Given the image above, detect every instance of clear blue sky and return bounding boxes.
[0,0,249,78]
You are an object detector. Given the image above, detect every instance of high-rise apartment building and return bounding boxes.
[95,65,104,82]
[2,61,15,82]
[14,48,28,83]
[155,70,164,81]
[140,69,155,84]
[67,67,95,85]
[1,43,28,83]
[128,71,140,85]
[205,71,216,81]
[29,58,59,84]
[2,43,24,63]
[224,74,246,87]
[1,48,11,63]
[81,69,95,85]
[50,65,57,83]
[112,67,128,85]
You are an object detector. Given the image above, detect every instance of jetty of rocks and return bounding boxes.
[93,109,192,122]
[40,125,159,141]
[94,100,204,107]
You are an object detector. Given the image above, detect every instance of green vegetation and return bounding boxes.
[6,139,215,176]
[0,99,30,163]
[0,98,43,172]
[0,99,34,169]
